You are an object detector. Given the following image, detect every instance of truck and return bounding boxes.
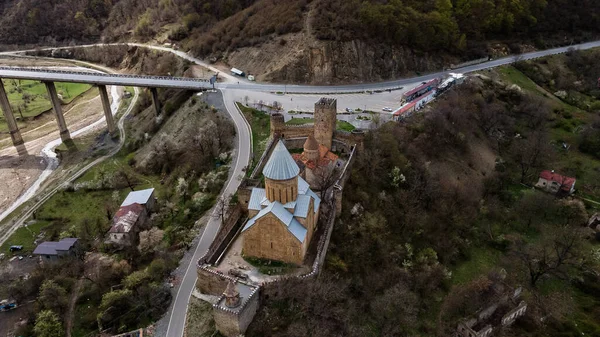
[231,68,245,77]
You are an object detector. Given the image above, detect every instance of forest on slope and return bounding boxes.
[246,49,600,336]
[1,0,599,82]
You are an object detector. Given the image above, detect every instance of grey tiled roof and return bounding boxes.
[294,194,311,218]
[262,141,300,180]
[248,188,266,211]
[242,202,307,242]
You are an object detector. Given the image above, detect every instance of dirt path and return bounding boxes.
[65,277,84,337]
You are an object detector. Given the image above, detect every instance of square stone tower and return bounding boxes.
[314,98,337,149]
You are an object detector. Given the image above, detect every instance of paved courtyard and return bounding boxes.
[216,233,310,284]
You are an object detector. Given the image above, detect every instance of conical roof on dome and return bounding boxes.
[224,280,239,297]
[304,135,319,151]
[263,140,300,180]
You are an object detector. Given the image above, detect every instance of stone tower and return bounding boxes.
[262,140,300,204]
[270,113,285,138]
[314,98,337,149]
[303,135,320,163]
[223,280,241,308]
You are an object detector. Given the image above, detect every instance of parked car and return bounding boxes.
[382,107,393,112]
[345,108,353,112]
[9,245,23,252]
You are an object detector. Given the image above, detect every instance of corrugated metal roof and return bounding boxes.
[121,188,155,207]
[33,238,78,256]
[33,242,58,255]
[288,218,308,242]
[248,188,266,211]
[306,188,321,213]
[294,194,311,218]
[110,204,143,233]
[270,202,294,226]
[298,176,310,195]
[262,141,300,180]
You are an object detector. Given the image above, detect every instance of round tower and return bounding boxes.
[223,280,240,308]
[263,140,300,204]
[314,98,337,149]
[304,135,320,163]
[270,113,285,138]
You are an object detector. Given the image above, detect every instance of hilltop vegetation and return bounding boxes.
[1,0,599,82]
[247,51,600,336]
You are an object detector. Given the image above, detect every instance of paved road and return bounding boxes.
[1,40,600,94]
[3,39,600,337]
[164,90,251,337]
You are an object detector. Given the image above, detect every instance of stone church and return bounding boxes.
[241,140,321,265]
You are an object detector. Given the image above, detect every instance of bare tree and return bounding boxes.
[314,167,341,199]
[515,225,582,287]
[213,194,231,225]
[116,168,137,191]
[510,131,550,183]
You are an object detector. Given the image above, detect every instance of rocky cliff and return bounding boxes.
[225,32,458,85]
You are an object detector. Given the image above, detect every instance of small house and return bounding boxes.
[33,238,79,261]
[121,188,156,213]
[108,203,148,246]
[535,170,576,195]
[107,188,156,246]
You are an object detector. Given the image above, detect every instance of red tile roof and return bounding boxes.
[403,79,440,97]
[393,102,416,116]
[293,144,339,170]
[539,170,576,191]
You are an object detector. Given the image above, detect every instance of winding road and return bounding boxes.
[1,39,600,337]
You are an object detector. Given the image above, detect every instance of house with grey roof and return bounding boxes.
[241,140,321,265]
[107,188,156,246]
[121,188,156,212]
[33,238,79,262]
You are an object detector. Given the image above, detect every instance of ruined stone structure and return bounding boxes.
[455,271,527,337]
[241,140,321,265]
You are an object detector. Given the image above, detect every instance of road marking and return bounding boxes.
[166,90,251,337]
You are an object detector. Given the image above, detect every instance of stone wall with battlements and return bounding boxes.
[211,280,261,337]
[196,264,235,295]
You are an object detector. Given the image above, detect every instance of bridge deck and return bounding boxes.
[0,67,211,90]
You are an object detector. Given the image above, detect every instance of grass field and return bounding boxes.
[0,79,93,133]
[0,220,51,254]
[286,117,356,131]
[236,102,271,170]
[2,79,92,119]
[497,65,600,203]
[451,247,501,285]
[497,66,546,96]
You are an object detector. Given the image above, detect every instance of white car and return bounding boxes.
[382,107,393,112]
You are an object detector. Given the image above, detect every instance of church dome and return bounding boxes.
[304,135,319,151]
[263,140,300,180]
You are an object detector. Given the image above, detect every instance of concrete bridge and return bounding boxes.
[0,66,212,147]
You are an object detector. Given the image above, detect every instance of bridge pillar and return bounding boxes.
[150,87,161,116]
[44,81,71,142]
[0,79,24,147]
[97,85,116,135]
